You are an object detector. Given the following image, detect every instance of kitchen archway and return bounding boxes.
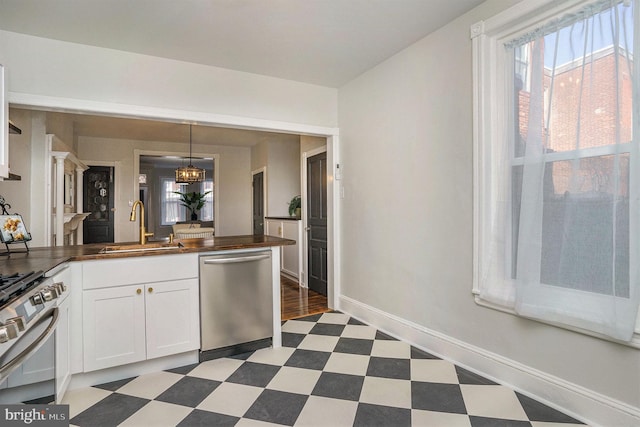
[9,100,340,312]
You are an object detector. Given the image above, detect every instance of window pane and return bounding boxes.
[546,156,628,295]
[511,1,633,297]
[201,180,214,222]
[161,179,185,225]
[514,2,634,157]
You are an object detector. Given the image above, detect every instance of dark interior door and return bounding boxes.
[253,172,264,235]
[83,166,115,243]
[307,152,327,296]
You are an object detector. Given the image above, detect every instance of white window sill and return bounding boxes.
[472,291,640,349]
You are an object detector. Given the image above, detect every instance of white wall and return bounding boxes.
[338,0,639,425]
[78,137,251,240]
[0,29,337,244]
[266,137,300,216]
[46,112,76,151]
[251,135,301,217]
[0,30,337,129]
[300,135,326,154]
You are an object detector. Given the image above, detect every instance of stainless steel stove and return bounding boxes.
[0,269,68,404]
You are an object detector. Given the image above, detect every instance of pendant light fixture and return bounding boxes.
[175,124,205,184]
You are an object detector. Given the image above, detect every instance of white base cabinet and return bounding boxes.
[51,262,74,403]
[146,279,200,359]
[83,284,146,372]
[55,293,71,403]
[81,254,200,373]
[265,218,303,283]
[83,278,199,372]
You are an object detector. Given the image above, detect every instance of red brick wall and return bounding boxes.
[548,53,632,152]
[517,49,632,195]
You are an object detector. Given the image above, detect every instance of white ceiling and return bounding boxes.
[0,0,485,88]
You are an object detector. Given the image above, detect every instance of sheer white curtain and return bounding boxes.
[161,178,185,225]
[481,0,639,341]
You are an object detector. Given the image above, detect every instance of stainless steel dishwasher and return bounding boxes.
[199,249,273,361]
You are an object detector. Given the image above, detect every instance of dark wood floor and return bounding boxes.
[280,275,329,320]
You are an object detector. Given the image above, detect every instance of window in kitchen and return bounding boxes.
[161,178,184,225]
[200,180,214,222]
[160,178,214,225]
[472,0,639,342]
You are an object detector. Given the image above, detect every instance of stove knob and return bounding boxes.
[6,316,25,331]
[41,288,56,301]
[0,327,9,343]
[4,320,19,336]
[31,293,44,305]
[49,286,60,298]
[54,283,66,294]
[0,322,19,343]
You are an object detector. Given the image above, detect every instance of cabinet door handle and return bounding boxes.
[148,287,153,293]
[136,288,142,295]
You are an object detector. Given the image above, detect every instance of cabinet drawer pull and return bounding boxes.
[148,287,153,293]
[136,288,142,295]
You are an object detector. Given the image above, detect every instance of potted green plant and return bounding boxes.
[288,195,301,218]
[174,190,212,221]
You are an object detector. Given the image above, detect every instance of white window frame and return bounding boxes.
[200,179,214,222]
[160,177,186,225]
[471,0,640,346]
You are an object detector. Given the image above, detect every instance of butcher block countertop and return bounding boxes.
[0,235,295,275]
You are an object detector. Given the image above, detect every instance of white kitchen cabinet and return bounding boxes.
[82,254,197,289]
[264,219,278,238]
[145,278,199,359]
[81,254,200,372]
[83,278,199,372]
[281,220,302,279]
[83,284,146,372]
[265,218,303,283]
[48,262,74,402]
[67,262,84,376]
[55,292,71,403]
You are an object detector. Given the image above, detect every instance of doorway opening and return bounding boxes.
[281,146,330,320]
[252,169,265,235]
[83,166,115,244]
[306,151,328,296]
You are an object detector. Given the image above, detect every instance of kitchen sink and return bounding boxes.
[99,242,184,254]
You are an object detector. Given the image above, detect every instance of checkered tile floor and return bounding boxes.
[64,312,585,426]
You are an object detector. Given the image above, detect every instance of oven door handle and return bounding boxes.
[0,307,59,381]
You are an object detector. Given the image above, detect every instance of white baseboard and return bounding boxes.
[280,270,300,284]
[339,295,640,427]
